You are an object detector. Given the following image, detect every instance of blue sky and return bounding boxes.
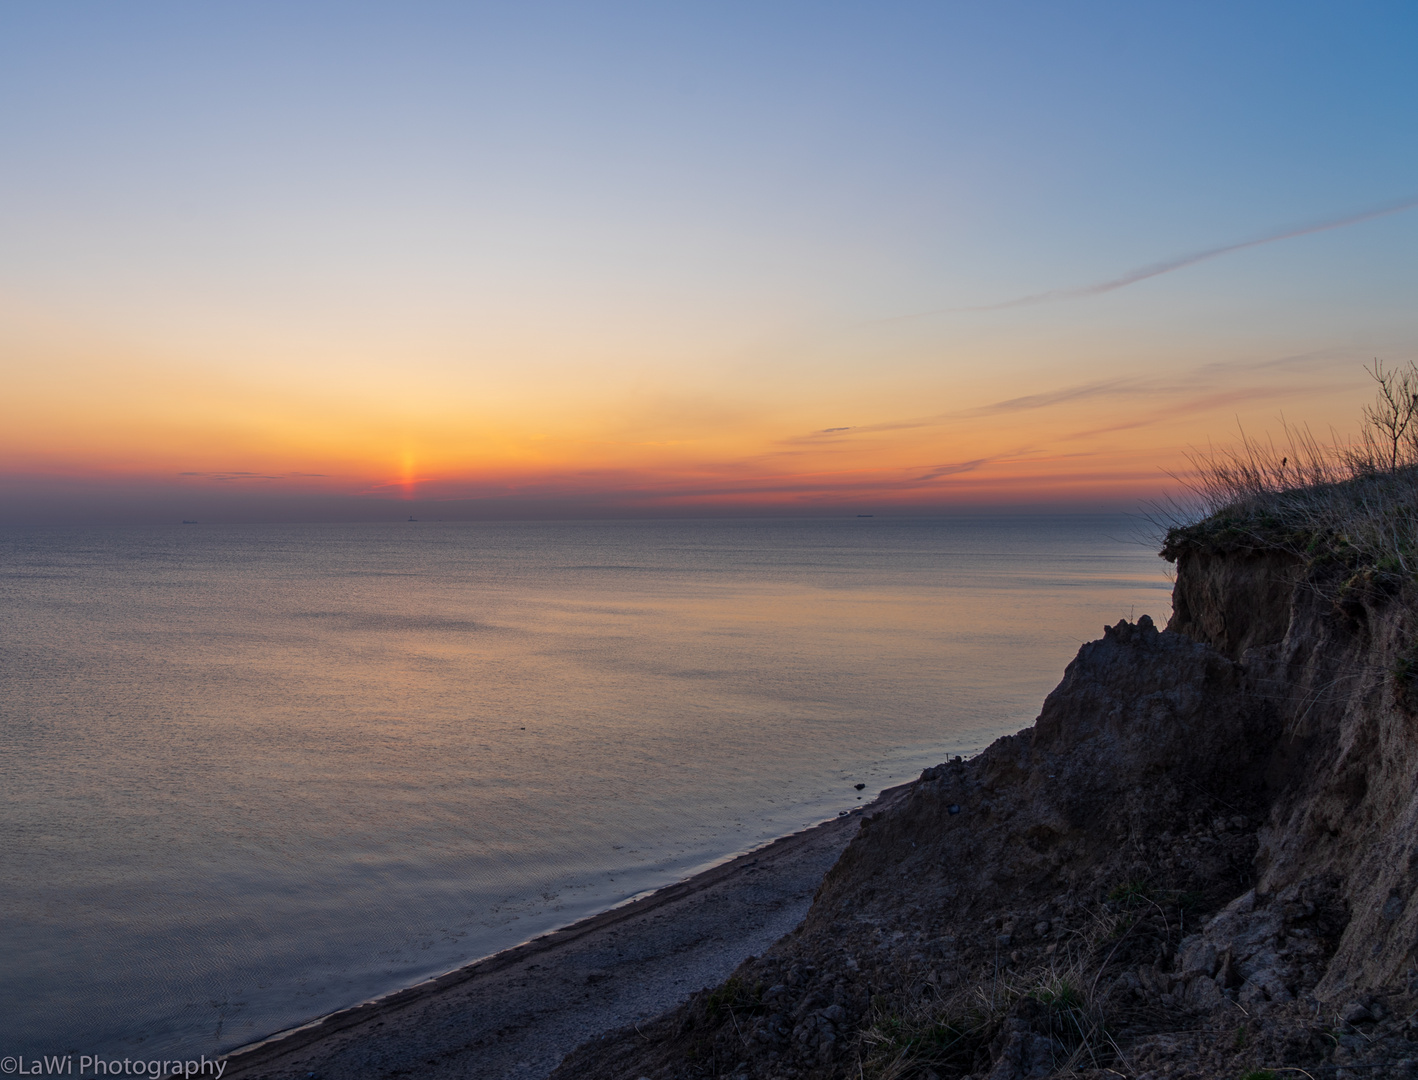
[1,2,1416,520]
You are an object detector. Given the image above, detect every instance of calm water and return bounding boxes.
[0,516,1170,1061]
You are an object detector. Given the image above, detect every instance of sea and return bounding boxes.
[0,515,1171,1063]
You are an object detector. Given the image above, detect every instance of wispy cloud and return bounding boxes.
[881,196,1418,322]
[963,379,1144,416]
[790,354,1362,445]
[179,471,327,482]
[915,457,995,481]
[787,378,1152,443]
[1057,381,1355,443]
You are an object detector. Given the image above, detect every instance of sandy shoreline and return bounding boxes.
[218,784,909,1080]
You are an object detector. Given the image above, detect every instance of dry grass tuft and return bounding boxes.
[857,906,1136,1079]
[1156,361,1418,581]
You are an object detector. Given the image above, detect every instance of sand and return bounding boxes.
[219,786,907,1080]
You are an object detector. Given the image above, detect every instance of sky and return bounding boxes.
[1,1,1416,522]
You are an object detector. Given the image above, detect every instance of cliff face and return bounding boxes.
[1167,542,1418,1004]
[1164,546,1302,661]
[553,541,1418,1080]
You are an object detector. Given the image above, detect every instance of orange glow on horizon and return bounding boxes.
[0,308,1386,519]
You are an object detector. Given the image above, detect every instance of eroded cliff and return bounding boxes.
[551,536,1418,1080]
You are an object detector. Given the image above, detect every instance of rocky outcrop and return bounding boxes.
[551,539,1418,1079]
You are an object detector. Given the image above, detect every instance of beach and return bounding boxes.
[220,786,908,1080]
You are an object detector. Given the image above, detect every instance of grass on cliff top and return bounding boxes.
[1159,361,1418,580]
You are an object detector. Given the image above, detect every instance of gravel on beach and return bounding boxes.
[219,788,907,1080]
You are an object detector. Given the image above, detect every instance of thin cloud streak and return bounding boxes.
[915,457,995,482]
[1056,380,1358,443]
[789,355,1363,445]
[964,379,1144,416]
[787,378,1164,443]
[880,196,1418,323]
[179,471,329,482]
